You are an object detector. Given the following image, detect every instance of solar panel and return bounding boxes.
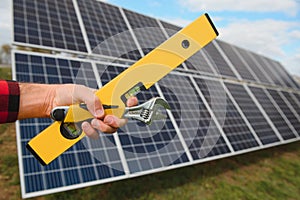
[217,41,257,82]
[261,56,291,87]
[159,20,182,34]
[203,41,238,78]
[248,53,278,85]
[293,93,300,104]
[266,89,300,134]
[183,50,217,75]
[12,0,300,198]
[194,78,259,151]
[271,61,300,89]
[123,9,167,56]
[159,74,231,159]
[262,58,300,90]
[225,82,280,144]
[281,91,300,117]
[13,0,87,53]
[248,86,298,140]
[235,48,273,85]
[76,0,141,60]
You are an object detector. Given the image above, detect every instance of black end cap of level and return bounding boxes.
[204,13,219,36]
[26,144,47,166]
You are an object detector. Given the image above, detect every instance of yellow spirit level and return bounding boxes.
[27,13,219,165]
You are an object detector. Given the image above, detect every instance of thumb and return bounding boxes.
[88,94,104,119]
[73,85,104,119]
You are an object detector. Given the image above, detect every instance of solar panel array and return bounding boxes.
[12,0,300,198]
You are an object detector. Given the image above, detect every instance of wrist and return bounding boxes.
[18,83,58,119]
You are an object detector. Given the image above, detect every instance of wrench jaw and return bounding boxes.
[151,104,169,121]
[123,97,170,125]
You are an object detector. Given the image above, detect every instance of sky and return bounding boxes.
[0,0,299,76]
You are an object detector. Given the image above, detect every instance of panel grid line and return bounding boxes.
[213,40,243,80]
[223,82,263,146]
[194,77,260,151]
[119,7,144,57]
[244,85,284,142]
[154,82,194,162]
[278,91,300,132]
[249,85,296,140]
[273,61,300,89]
[261,57,286,87]
[264,88,299,138]
[231,46,260,82]
[291,93,300,108]
[189,76,235,153]
[199,50,219,75]
[247,52,275,85]
[72,0,92,54]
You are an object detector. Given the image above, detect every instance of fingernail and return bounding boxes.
[127,98,135,106]
[106,116,113,124]
[127,99,133,106]
[95,109,104,117]
[91,119,98,128]
[82,122,89,129]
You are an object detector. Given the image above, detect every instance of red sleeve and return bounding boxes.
[0,80,20,123]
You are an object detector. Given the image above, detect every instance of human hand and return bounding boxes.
[53,84,138,139]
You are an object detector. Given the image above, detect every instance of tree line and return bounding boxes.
[0,44,11,64]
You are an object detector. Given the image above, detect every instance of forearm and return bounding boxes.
[18,83,58,119]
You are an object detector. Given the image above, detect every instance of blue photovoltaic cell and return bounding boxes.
[248,53,279,86]
[271,61,300,89]
[235,48,272,85]
[217,41,256,82]
[262,57,300,90]
[159,74,230,159]
[293,93,300,105]
[266,89,300,135]
[13,0,87,52]
[249,86,297,140]
[184,49,217,75]
[160,20,182,34]
[225,83,280,144]
[261,58,290,88]
[77,0,141,60]
[123,9,167,56]
[194,78,259,151]
[263,57,295,88]
[204,41,237,78]
[15,52,126,194]
[282,92,300,118]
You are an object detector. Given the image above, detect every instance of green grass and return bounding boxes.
[0,124,9,135]
[45,142,300,200]
[0,67,12,80]
[0,155,20,186]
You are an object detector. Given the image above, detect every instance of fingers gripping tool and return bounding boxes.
[50,97,170,139]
